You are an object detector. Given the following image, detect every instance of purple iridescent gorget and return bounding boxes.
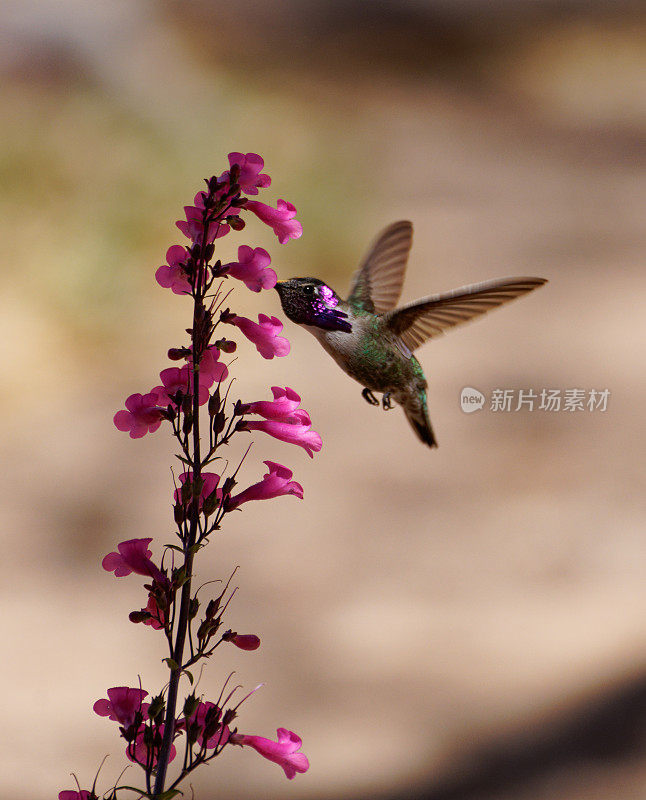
[313,284,351,332]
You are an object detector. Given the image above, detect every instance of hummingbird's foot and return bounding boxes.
[362,388,380,406]
[382,392,394,410]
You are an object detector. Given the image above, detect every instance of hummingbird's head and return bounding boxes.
[275,278,352,333]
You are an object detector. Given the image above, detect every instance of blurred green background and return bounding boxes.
[2,2,646,799]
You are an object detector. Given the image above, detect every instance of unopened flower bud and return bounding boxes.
[222,630,261,651]
[204,242,215,261]
[129,610,152,624]
[180,481,192,506]
[215,338,236,353]
[189,597,200,620]
[221,476,236,496]
[174,503,186,524]
[183,693,200,719]
[148,694,166,723]
[208,390,221,417]
[203,490,219,517]
[182,412,193,435]
[205,598,219,619]
[167,348,188,361]
[228,216,245,231]
[213,411,226,435]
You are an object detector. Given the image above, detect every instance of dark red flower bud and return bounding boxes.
[213,412,226,435]
[205,598,219,619]
[215,337,237,353]
[208,389,221,417]
[129,610,151,624]
[167,347,188,361]
[228,216,245,231]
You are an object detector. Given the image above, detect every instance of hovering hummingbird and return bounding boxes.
[275,221,546,448]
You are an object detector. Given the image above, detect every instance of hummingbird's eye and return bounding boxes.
[304,285,315,295]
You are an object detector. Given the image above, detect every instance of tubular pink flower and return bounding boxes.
[59,791,93,800]
[174,472,221,509]
[185,701,231,749]
[229,461,303,509]
[114,391,164,439]
[245,386,304,422]
[155,244,192,295]
[231,728,309,779]
[176,191,233,244]
[102,538,166,585]
[188,345,228,387]
[225,313,290,359]
[154,365,210,407]
[223,152,271,195]
[246,199,302,244]
[243,418,322,458]
[127,725,176,767]
[93,687,149,728]
[223,245,276,292]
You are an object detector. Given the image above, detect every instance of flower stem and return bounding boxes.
[153,289,206,794]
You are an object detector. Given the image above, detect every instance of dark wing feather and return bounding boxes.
[384,277,547,352]
[347,221,413,314]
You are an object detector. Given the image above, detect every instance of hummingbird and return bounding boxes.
[275,221,546,448]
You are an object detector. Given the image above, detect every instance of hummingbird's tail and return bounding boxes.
[404,391,437,448]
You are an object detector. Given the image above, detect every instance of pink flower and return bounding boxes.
[102,538,166,585]
[223,152,271,195]
[154,365,210,407]
[127,725,176,767]
[174,472,221,509]
[246,199,302,244]
[229,461,303,509]
[243,416,322,458]
[185,701,230,749]
[155,245,192,295]
[226,632,261,651]
[223,245,276,292]
[59,792,94,800]
[225,313,290,359]
[231,728,309,779]
[245,386,303,422]
[93,687,149,728]
[189,346,229,387]
[176,191,232,244]
[113,391,164,439]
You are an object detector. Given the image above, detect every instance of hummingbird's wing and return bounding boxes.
[383,277,547,352]
[347,221,413,313]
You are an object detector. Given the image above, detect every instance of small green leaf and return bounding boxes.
[163,657,180,671]
[183,669,194,685]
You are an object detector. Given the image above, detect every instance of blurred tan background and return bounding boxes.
[2,1,646,798]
